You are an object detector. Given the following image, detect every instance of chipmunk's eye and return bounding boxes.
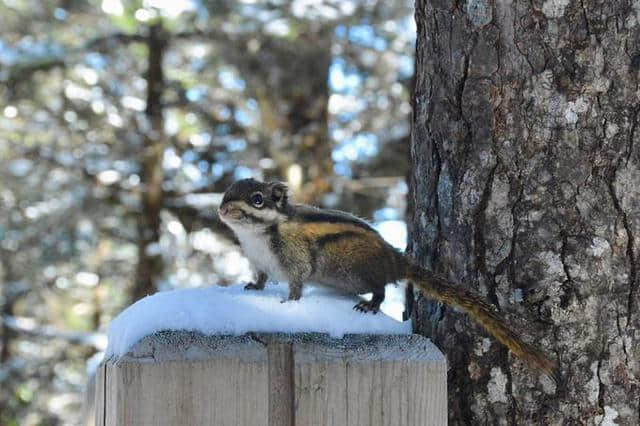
[250,193,264,207]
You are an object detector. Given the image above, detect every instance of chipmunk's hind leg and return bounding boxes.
[244,271,268,290]
[353,291,384,314]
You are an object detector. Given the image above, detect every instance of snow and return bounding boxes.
[106,283,412,358]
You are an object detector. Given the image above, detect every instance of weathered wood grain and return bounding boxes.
[96,332,446,426]
[294,335,447,426]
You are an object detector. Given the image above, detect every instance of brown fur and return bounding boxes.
[278,221,401,295]
[405,263,559,383]
[220,179,559,382]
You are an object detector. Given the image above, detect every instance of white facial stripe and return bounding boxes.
[225,201,286,224]
[251,206,286,223]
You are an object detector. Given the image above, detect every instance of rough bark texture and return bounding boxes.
[409,0,640,424]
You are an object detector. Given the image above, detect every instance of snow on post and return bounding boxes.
[105,283,412,358]
[96,284,447,425]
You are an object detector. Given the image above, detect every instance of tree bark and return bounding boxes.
[0,249,18,363]
[410,1,640,424]
[132,23,167,301]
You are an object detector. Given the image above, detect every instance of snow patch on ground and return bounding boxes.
[106,283,412,358]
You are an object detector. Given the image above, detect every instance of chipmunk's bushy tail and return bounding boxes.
[404,262,559,383]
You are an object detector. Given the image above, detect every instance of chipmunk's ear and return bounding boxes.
[268,181,289,206]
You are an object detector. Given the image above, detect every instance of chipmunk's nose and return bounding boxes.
[219,203,229,216]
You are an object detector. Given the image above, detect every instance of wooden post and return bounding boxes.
[95,332,446,426]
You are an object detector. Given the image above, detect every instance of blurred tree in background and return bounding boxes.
[0,0,414,423]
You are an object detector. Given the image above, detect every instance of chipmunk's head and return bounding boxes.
[218,178,289,229]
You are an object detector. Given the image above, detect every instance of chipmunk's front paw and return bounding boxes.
[353,300,380,314]
[244,282,264,290]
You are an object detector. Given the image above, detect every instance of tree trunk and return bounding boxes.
[410,1,639,424]
[132,23,167,301]
[0,250,18,363]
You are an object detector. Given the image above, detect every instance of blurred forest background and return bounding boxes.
[0,0,415,424]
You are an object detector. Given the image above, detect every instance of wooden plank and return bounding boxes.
[267,342,294,426]
[102,333,268,426]
[293,342,348,426]
[99,332,447,426]
[93,362,105,426]
[293,335,447,426]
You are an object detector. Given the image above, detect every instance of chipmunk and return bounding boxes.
[218,178,559,382]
